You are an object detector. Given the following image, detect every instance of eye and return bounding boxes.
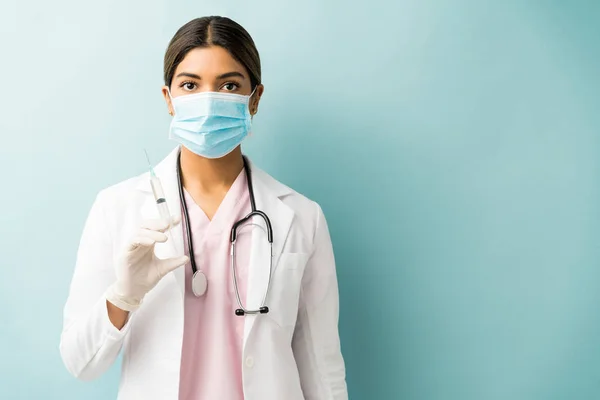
[180,81,197,91]
[221,82,240,92]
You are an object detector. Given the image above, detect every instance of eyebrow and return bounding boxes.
[176,72,201,80]
[216,71,245,80]
[175,71,246,80]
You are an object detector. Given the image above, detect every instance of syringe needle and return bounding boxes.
[144,149,156,176]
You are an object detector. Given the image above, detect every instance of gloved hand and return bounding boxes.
[105,215,189,312]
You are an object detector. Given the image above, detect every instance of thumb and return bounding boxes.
[170,214,181,226]
[158,255,189,276]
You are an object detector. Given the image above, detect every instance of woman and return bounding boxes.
[59,16,347,400]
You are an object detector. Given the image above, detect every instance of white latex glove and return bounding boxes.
[106,215,189,312]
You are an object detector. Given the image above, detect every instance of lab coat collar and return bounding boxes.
[136,146,295,347]
[134,146,293,198]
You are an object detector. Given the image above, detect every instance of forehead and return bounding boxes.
[174,46,248,78]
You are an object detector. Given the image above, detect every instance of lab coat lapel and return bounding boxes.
[243,165,295,347]
[138,147,186,295]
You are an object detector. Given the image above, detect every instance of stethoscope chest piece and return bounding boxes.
[191,270,208,297]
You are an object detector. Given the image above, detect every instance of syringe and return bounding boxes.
[144,149,180,256]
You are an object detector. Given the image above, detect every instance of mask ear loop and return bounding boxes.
[166,87,175,116]
[248,85,258,136]
[166,87,181,150]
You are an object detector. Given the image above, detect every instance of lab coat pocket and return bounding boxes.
[268,252,309,328]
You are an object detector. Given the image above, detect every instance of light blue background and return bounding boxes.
[1,1,599,399]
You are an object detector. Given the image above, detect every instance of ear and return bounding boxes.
[161,86,174,116]
[250,84,265,116]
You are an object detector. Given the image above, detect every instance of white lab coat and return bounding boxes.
[59,147,348,400]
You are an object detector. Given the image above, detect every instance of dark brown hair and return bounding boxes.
[163,16,261,90]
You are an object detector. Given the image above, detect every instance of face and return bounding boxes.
[162,46,264,116]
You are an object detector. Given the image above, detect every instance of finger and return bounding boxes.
[140,218,169,232]
[157,255,190,276]
[140,228,168,243]
[141,214,182,233]
[127,235,155,251]
[127,229,167,251]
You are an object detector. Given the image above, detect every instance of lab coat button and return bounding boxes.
[245,356,254,368]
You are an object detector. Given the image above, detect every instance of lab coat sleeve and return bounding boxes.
[292,203,348,400]
[59,190,132,380]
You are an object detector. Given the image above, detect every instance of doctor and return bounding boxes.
[59,16,347,400]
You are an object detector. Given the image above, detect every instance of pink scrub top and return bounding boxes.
[178,169,251,400]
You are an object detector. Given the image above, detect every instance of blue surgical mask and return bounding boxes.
[167,89,255,159]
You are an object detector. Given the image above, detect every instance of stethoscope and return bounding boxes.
[176,152,273,316]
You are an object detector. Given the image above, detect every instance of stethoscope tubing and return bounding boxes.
[176,151,274,315]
